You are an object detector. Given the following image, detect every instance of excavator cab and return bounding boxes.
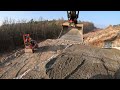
[61,11,83,42]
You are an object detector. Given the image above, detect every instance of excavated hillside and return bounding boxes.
[84,25,120,47]
[0,39,82,79]
[1,26,120,79]
[45,26,120,79]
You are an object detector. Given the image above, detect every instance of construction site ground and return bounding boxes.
[1,38,120,79]
[1,26,120,79]
[46,44,120,79]
[0,39,82,79]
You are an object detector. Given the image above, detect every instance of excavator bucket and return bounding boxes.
[60,22,83,42]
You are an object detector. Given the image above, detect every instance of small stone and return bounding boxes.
[5,62,12,66]
[34,66,40,71]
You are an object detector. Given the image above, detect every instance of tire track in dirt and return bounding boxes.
[0,54,26,77]
[0,39,84,79]
[65,59,85,79]
[0,54,35,79]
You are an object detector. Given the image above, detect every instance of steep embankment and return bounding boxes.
[84,26,120,47]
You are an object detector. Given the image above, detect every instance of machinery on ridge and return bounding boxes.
[23,34,38,53]
[23,11,83,53]
[61,11,83,42]
[67,11,79,25]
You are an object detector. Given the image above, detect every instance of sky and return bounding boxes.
[0,11,120,28]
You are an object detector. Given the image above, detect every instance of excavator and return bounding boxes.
[61,11,83,42]
[67,11,79,25]
[23,34,38,53]
[23,11,83,53]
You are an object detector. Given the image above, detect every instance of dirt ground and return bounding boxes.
[46,44,120,79]
[0,39,81,79]
[1,39,120,79]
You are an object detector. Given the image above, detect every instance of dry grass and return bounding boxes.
[0,18,96,53]
[0,18,64,52]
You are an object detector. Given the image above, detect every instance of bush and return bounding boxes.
[0,18,96,53]
[80,21,97,34]
[0,18,64,52]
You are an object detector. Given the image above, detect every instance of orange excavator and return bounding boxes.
[23,34,38,53]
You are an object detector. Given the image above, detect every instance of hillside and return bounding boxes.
[1,19,120,79]
[46,44,120,79]
[1,38,120,79]
[0,19,96,53]
[84,25,120,48]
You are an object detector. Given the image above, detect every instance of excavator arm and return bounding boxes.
[76,11,79,19]
[67,11,79,24]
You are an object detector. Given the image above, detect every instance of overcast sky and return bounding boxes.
[0,11,120,28]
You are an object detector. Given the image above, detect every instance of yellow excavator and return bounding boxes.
[61,11,83,42]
